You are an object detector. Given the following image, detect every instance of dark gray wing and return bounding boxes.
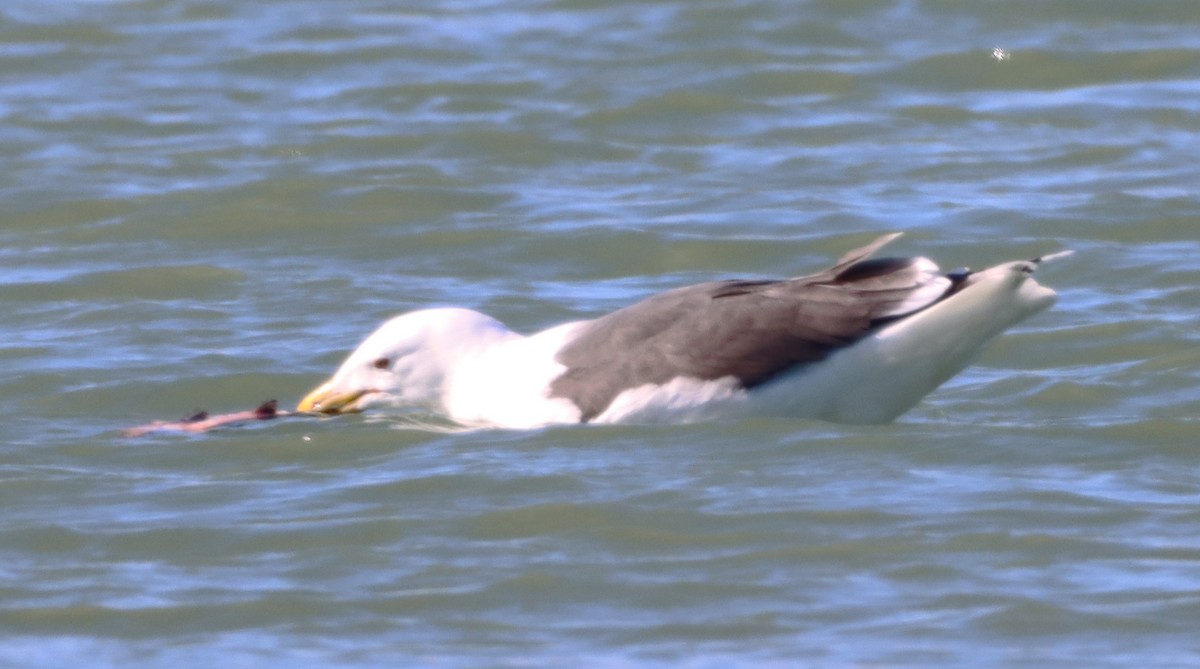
[549,234,956,421]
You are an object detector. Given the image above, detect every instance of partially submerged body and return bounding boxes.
[295,234,1069,429]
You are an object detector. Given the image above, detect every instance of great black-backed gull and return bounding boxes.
[297,233,1068,428]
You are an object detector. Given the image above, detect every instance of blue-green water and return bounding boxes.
[3,1,1200,666]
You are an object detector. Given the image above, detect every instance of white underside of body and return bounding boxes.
[746,262,1057,423]
[591,375,748,424]
[339,260,1058,430]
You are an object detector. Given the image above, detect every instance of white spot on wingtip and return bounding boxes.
[1034,249,1074,264]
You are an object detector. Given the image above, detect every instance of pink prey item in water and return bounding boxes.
[122,399,306,437]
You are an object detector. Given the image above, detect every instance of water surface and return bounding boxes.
[3,0,1200,666]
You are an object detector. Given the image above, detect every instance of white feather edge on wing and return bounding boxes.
[875,257,954,319]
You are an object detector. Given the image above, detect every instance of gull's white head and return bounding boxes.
[296,307,512,415]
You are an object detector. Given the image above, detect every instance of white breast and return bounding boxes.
[443,321,587,428]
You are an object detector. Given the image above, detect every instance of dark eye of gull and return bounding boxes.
[373,357,390,370]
